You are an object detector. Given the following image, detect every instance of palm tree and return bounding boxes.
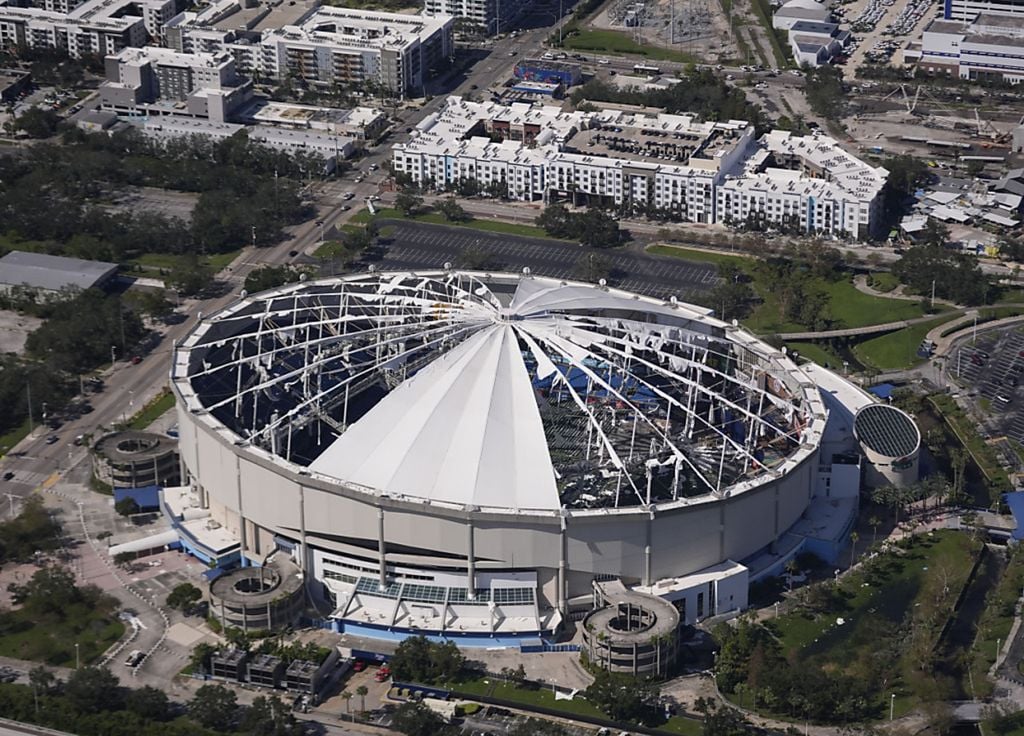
[340,690,352,720]
[869,515,880,545]
[356,684,368,714]
[784,558,800,590]
[849,530,859,569]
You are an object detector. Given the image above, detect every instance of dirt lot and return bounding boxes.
[0,311,42,355]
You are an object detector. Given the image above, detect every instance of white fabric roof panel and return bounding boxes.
[310,323,561,510]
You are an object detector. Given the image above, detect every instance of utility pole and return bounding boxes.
[111,345,117,371]
[26,381,33,435]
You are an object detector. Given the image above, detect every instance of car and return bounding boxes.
[289,250,299,257]
[124,650,144,667]
[352,659,367,672]
[343,192,355,200]
[45,435,58,444]
[374,666,391,682]
[368,164,379,171]
[2,471,14,481]
[470,84,479,90]
[341,204,351,211]
[131,355,142,365]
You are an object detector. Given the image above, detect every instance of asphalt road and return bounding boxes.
[366,219,719,301]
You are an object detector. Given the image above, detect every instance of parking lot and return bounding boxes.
[950,327,1024,443]
[363,221,719,302]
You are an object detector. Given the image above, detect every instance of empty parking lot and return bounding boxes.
[361,221,719,302]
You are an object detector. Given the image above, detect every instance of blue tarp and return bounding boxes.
[113,485,161,510]
[868,383,896,400]
[1004,492,1024,540]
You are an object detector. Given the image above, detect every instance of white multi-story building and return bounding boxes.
[165,2,454,98]
[716,130,888,238]
[911,12,1024,83]
[424,0,530,35]
[392,97,888,238]
[944,0,1024,22]
[0,0,177,57]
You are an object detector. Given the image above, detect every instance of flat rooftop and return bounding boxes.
[0,250,117,291]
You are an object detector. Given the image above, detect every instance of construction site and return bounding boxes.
[846,82,1018,163]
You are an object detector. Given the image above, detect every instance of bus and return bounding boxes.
[633,64,661,76]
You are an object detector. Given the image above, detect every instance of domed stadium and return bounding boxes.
[171,270,826,643]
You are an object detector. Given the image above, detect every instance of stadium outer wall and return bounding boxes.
[173,400,819,618]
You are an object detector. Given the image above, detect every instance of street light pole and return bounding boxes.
[890,693,895,721]
[75,642,80,670]
[111,345,117,371]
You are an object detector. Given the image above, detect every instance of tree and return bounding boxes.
[113,551,135,568]
[388,636,464,684]
[583,670,661,724]
[189,642,217,675]
[849,530,859,568]
[166,582,202,613]
[244,265,302,293]
[708,263,755,321]
[189,684,238,731]
[28,666,58,696]
[240,694,302,736]
[395,192,424,217]
[64,666,122,714]
[341,690,353,720]
[125,685,170,721]
[784,558,800,590]
[694,697,752,736]
[574,251,611,283]
[15,106,61,138]
[508,718,568,736]
[114,498,140,517]
[166,256,213,297]
[869,515,881,545]
[436,197,467,222]
[921,218,950,248]
[356,683,368,713]
[391,701,457,736]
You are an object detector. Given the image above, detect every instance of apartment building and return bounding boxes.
[100,45,251,120]
[423,0,531,35]
[393,97,887,238]
[0,0,178,57]
[165,2,454,97]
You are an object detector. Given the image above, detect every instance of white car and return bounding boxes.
[343,192,355,200]
[125,650,144,667]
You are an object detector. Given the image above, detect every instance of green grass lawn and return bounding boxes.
[454,679,606,719]
[784,341,846,369]
[646,244,749,269]
[127,390,175,430]
[0,607,124,666]
[562,30,697,63]
[852,316,954,371]
[0,420,31,457]
[866,272,900,293]
[358,207,563,240]
[454,678,701,734]
[768,531,979,714]
[743,279,929,334]
[645,244,926,334]
[130,250,241,277]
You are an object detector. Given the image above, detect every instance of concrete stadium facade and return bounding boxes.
[171,271,827,641]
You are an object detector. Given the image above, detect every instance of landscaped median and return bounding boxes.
[351,207,559,241]
[928,393,1012,495]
